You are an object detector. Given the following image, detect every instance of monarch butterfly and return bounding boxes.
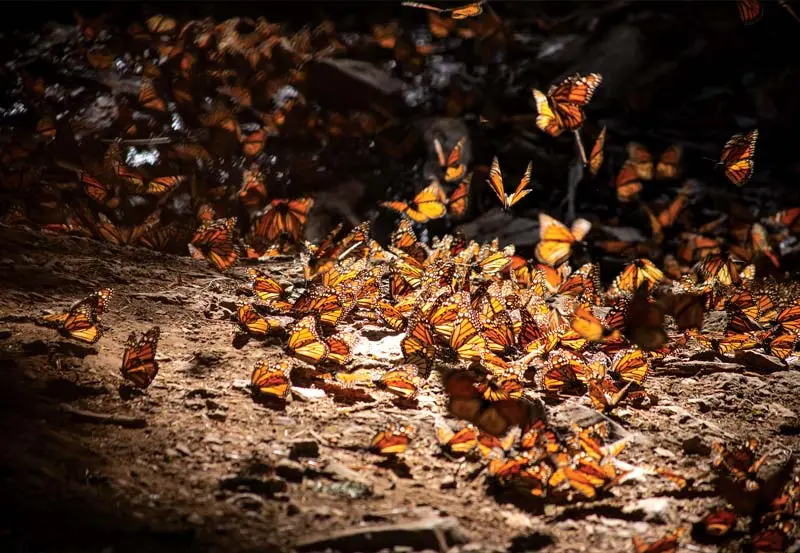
[750,523,794,553]
[738,0,763,23]
[448,173,471,219]
[588,126,606,177]
[632,528,684,553]
[140,175,185,196]
[693,254,742,287]
[325,334,352,365]
[146,14,176,34]
[448,308,488,362]
[401,1,485,19]
[138,80,166,112]
[391,219,428,264]
[558,456,621,499]
[287,315,329,365]
[238,168,267,209]
[776,301,800,333]
[401,317,437,370]
[769,207,800,233]
[369,424,414,455]
[250,359,291,400]
[609,258,664,298]
[121,326,160,388]
[381,181,447,223]
[292,288,343,328]
[626,143,683,181]
[659,292,706,331]
[570,305,611,342]
[644,183,691,242]
[249,198,314,244]
[372,22,399,49]
[608,348,649,385]
[188,217,239,271]
[712,438,766,491]
[532,73,603,137]
[80,171,111,204]
[435,421,479,455]
[624,284,667,351]
[615,161,643,203]
[535,213,592,267]
[236,302,280,337]
[434,136,468,183]
[719,129,758,186]
[762,329,798,361]
[558,262,601,305]
[96,211,161,247]
[247,268,285,303]
[378,364,420,399]
[486,157,533,211]
[678,233,723,264]
[541,350,587,394]
[43,288,113,344]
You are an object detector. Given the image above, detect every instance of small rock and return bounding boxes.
[276,459,305,483]
[186,512,204,525]
[682,436,712,456]
[219,475,287,496]
[207,411,227,422]
[440,476,457,490]
[226,492,266,511]
[174,443,192,457]
[290,439,320,459]
[623,497,670,522]
[292,386,327,402]
[654,447,676,459]
[287,502,301,516]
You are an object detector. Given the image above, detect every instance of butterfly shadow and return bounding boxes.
[376,457,412,479]
[118,383,147,401]
[250,394,289,411]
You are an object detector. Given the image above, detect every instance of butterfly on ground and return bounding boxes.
[532,73,603,137]
[42,288,113,344]
[250,359,292,400]
[381,181,447,223]
[486,157,533,211]
[121,326,160,388]
[625,143,683,181]
[718,129,758,186]
[188,217,239,271]
[401,1,485,19]
[535,213,592,267]
[632,527,685,553]
[369,424,414,455]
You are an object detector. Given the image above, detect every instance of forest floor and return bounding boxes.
[1,224,799,553]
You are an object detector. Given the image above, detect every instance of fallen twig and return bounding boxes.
[295,516,469,553]
[60,404,147,428]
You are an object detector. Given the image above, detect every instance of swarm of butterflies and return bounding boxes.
[10,3,800,551]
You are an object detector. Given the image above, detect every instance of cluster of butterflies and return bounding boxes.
[40,288,161,389]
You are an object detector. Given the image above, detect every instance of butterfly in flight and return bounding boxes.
[718,129,757,186]
[532,73,603,137]
[401,1,485,19]
[381,181,447,223]
[486,157,533,211]
[535,213,591,267]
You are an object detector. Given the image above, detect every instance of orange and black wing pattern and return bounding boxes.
[719,129,757,186]
[121,326,160,388]
[189,217,238,271]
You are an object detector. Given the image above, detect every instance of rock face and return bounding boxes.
[306,58,410,116]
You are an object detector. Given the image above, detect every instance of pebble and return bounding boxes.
[682,436,711,456]
[276,459,305,482]
[290,439,320,459]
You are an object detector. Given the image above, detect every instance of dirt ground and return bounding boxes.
[0,224,798,553]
